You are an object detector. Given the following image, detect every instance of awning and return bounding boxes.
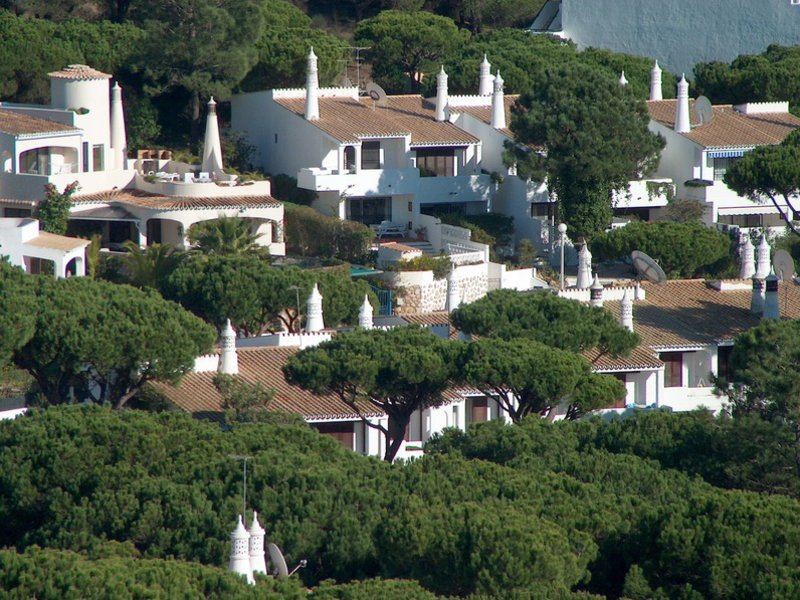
[707,149,751,159]
[717,205,783,216]
[70,205,139,221]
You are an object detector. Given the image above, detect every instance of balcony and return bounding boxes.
[297,167,422,196]
[612,178,674,209]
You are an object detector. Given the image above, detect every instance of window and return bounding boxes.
[416,147,456,177]
[660,352,683,387]
[713,157,738,180]
[92,145,104,172]
[4,207,31,218]
[82,142,89,172]
[531,203,554,218]
[344,146,356,172]
[610,373,628,408]
[469,397,489,424]
[405,410,423,442]
[717,345,733,383]
[347,196,391,225]
[361,141,381,170]
[313,422,355,449]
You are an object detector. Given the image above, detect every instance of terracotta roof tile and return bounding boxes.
[25,231,90,252]
[155,346,383,420]
[0,108,79,136]
[453,95,518,138]
[48,64,111,80]
[586,345,663,372]
[380,241,422,253]
[648,100,800,148]
[72,189,281,210]
[275,95,480,146]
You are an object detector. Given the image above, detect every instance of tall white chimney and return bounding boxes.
[674,74,691,133]
[576,242,592,289]
[479,54,493,96]
[435,65,448,122]
[590,274,604,308]
[228,515,254,585]
[755,235,771,279]
[249,512,267,575]
[763,269,779,320]
[306,283,324,332]
[491,71,506,130]
[110,82,127,170]
[446,268,460,312]
[751,276,765,314]
[305,47,319,121]
[739,234,755,279]
[358,294,374,329]
[618,71,628,86]
[620,288,634,332]
[218,319,239,375]
[649,60,663,101]
[201,97,224,175]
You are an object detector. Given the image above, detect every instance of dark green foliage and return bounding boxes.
[451,289,639,356]
[187,215,265,256]
[11,276,215,407]
[439,212,514,255]
[355,10,467,93]
[213,372,274,425]
[121,241,184,289]
[284,204,374,264]
[163,254,376,334]
[3,408,800,597]
[457,338,624,422]
[269,176,317,206]
[506,63,664,241]
[591,221,734,278]
[36,181,79,235]
[694,44,800,115]
[0,262,36,364]
[0,546,308,599]
[284,327,458,462]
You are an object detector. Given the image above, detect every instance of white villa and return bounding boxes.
[643,63,800,231]
[0,64,285,256]
[0,217,90,277]
[156,240,800,459]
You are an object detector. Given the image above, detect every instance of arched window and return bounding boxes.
[344,146,356,172]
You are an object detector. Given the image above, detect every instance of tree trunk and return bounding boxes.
[383,415,409,463]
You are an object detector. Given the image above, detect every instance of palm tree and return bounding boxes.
[123,241,184,290]
[186,215,262,255]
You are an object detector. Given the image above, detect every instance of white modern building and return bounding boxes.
[645,68,800,229]
[0,65,285,255]
[0,217,90,277]
[531,0,800,77]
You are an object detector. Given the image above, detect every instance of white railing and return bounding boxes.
[440,223,471,240]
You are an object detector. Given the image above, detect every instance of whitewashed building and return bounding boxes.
[0,65,285,255]
[0,217,89,276]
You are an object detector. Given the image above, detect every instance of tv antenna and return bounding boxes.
[365,82,388,110]
[693,95,714,126]
[631,250,667,284]
[268,543,307,578]
[228,455,252,518]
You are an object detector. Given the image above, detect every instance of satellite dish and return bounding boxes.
[365,82,388,108]
[631,250,667,284]
[268,543,289,578]
[694,95,714,126]
[773,249,795,281]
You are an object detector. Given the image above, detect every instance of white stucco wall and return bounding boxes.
[559,0,800,76]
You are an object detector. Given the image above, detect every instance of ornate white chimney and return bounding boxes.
[479,54,493,96]
[674,74,691,133]
[618,71,628,86]
[446,268,460,312]
[755,235,771,279]
[110,82,127,170]
[620,288,634,332]
[218,319,239,375]
[435,65,448,122]
[491,71,506,130]
[305,47,319,121]
[305,283,324,332]
[228,515,254,584]
[358,294,374,329]
[739,234,755,279]
[576,243,592,289]
[249,512,267,575]
[751,276,765,314]
[590,274,604,308]
[649,60,663,101]
[763,269,779,320]
[201,97,224,175]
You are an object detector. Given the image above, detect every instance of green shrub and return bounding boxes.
[285,203,374,263]
[388,255,452,279]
